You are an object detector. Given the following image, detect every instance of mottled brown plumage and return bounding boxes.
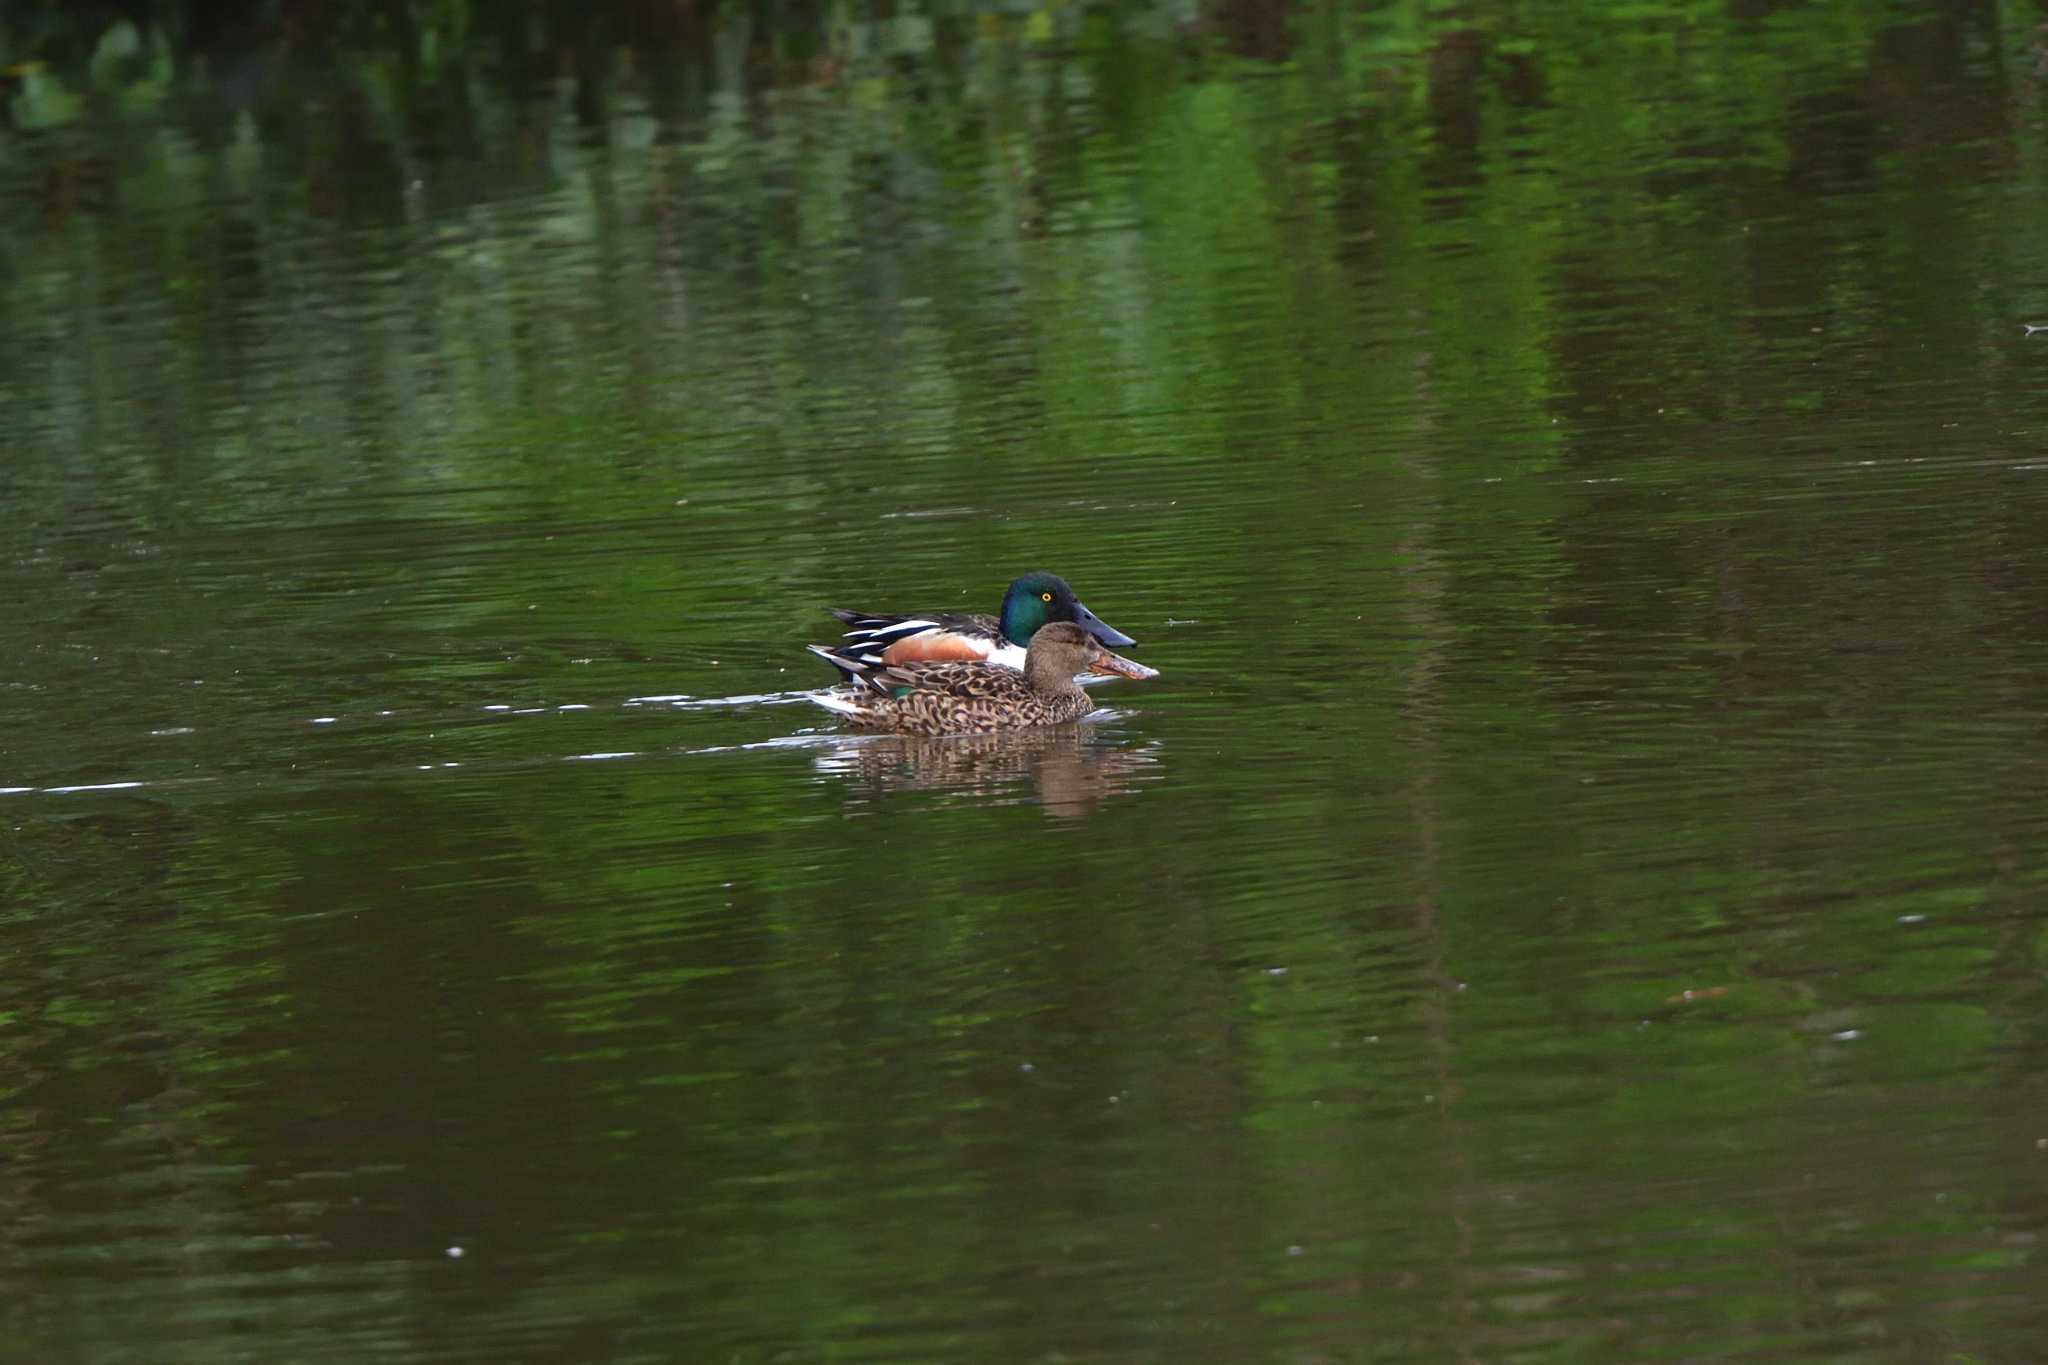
[812,621,1158,736]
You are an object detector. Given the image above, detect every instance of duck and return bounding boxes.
[809,621,1159,735]
[807,571,1138,691]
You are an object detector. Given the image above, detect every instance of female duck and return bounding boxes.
[810,621,1158,736]
[808,571,1138,688]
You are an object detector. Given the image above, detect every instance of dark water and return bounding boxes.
[7,6,2048,1361]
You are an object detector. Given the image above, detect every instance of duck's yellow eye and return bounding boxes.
[1041,592,1053,602]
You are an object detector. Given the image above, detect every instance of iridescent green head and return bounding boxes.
[997,572,1139,650]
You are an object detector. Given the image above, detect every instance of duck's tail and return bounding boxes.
[808,688,877,721]
[806,642,882,687]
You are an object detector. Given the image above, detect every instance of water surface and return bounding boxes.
[6,5,2048,1361]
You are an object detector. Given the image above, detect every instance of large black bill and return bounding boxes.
[1074,602,1137,649]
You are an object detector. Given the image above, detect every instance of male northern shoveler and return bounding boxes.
[806,571,1138,691]
[810,621,1159,736]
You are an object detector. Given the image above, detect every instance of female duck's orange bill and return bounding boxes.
[1092,649,1160,681]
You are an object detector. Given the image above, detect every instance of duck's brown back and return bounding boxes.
[851,661,1095,735]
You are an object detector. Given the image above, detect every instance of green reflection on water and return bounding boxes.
[5,3,2048,1362]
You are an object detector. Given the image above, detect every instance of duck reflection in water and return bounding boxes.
[811,722,1162,820]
